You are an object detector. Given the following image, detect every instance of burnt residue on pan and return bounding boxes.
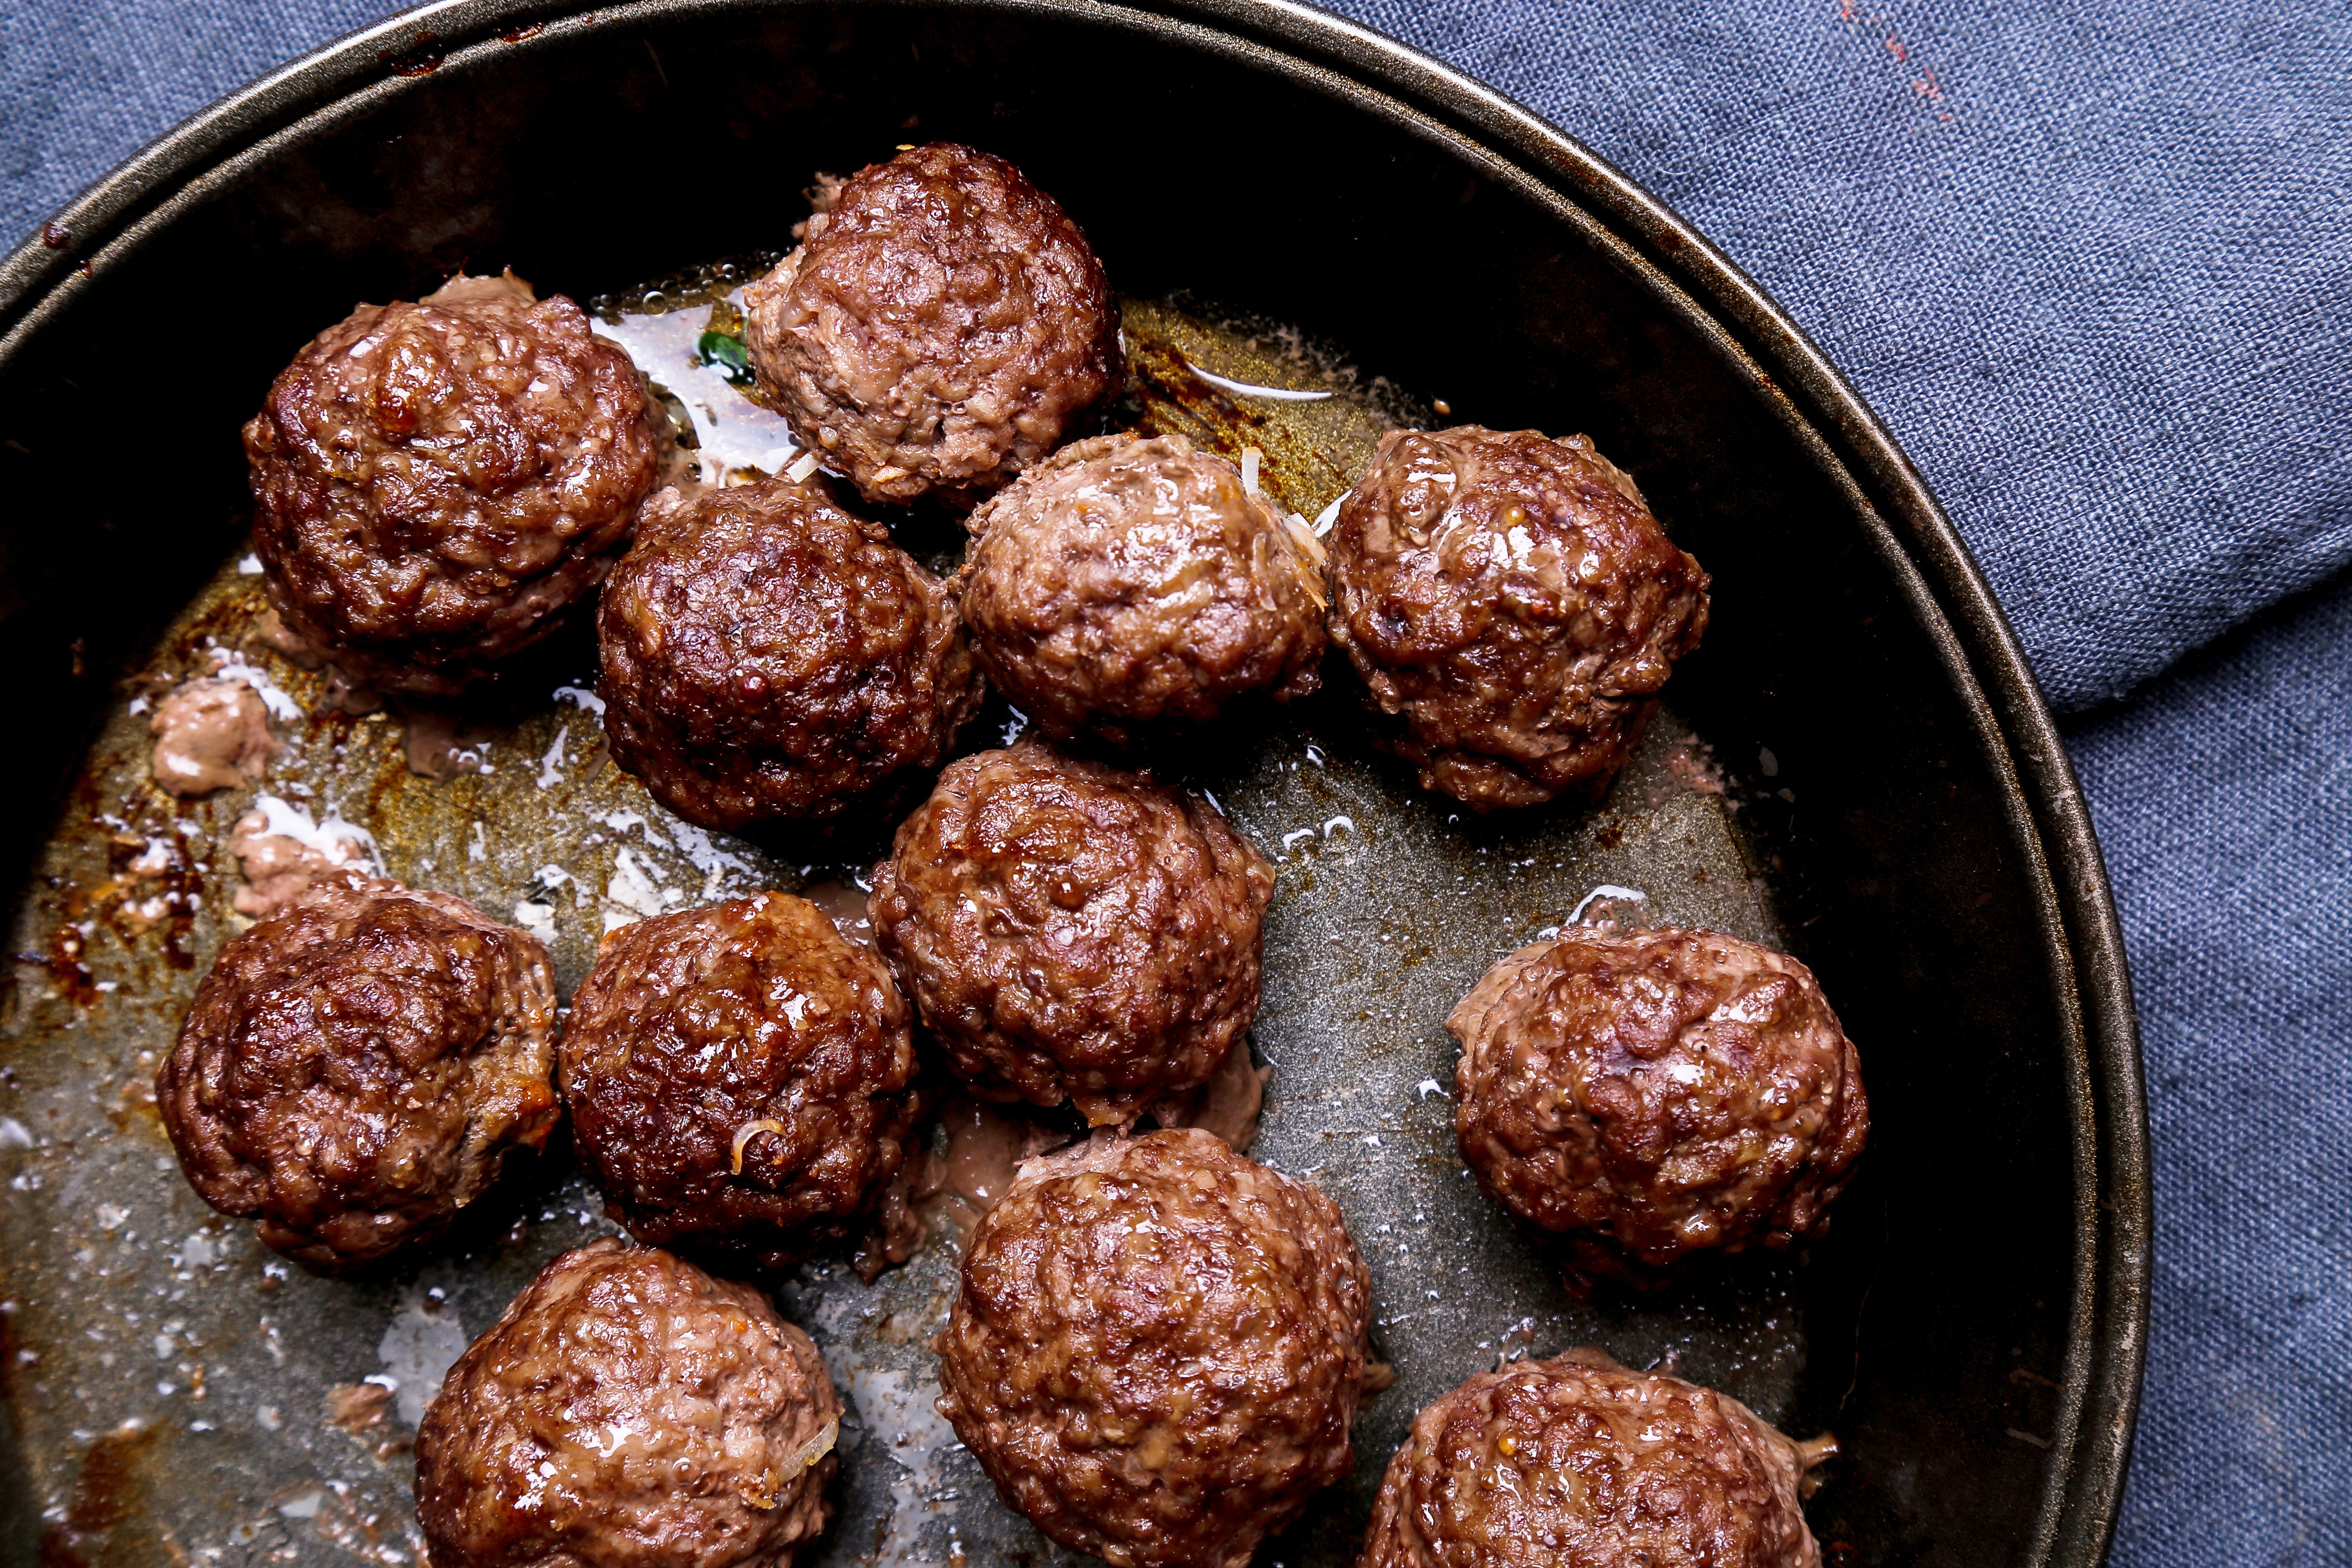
[0,294,1811,1566]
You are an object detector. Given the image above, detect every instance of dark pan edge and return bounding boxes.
[0,0,2150,1562]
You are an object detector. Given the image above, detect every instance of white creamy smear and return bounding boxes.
[517,864,574,938]
[534,726,570,790]
[601,848,678,932]
[817,1291,959,1561]
[658,813,762,902]
[590,294,805,484]
[243,795,382,873]
[205,645,302,722]
[377,1291,470,1427]
[592,805,762,907]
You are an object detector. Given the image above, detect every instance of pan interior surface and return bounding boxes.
[0,3,2131,1565]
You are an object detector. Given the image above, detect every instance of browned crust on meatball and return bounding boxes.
[596,478,984,830]
[243,273,662,695]
[742,143,1121,508]
[1326,426,1709,810]
[868,741,1273,1124]
[960,432,1328,745]
[416,1240,841,1568]
[155,876,557,1271]
[937,1130,1371,1568]
[1356,1349,1822,1568]
[1450,927,1867,1287]
[559,895,922,1271]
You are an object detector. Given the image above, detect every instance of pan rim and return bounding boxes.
[0,2,2150,1562]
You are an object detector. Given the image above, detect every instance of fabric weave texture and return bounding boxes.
[3,0,2348,1562]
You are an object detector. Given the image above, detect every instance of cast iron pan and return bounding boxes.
[0,2,2148,1564]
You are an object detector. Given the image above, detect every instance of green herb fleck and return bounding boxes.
[696,330,755,387]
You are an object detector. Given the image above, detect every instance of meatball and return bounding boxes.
[597,477,983,830]
[937,1130,1371,1568]
[1450,927,1867,1288]
[1356,1348,1829,1568]
[1326,426,1709,810]
[560,894,922,1272]
[742,143,1120,508]
[155,876,557,1270]
[961,433,1328,745]
[416,1240,841,1568]
[868,741,1273,1124]
[243,272,663,695]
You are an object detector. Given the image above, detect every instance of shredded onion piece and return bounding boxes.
[1567,884,1647,926]
[1313,495,1343,536]
[1282,511,1329,583]
[784,452,819,484]
[1240,447,1261,497]
[731,1118,787,1173]
[788,1417,839,1473]
[1792,1431,1839,1498]
[1183,358,1335,401]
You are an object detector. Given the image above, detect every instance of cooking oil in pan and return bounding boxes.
[0,290,1814,1567]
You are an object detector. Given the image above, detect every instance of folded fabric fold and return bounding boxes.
[2064,564,2352,1568]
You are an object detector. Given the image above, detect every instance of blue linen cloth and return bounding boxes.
[3,0,2347,1560]
[2068,569,2351,1567]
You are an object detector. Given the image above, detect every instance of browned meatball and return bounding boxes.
[869,741,1273,1124]
[416,1240,840,1568]
[742,144,1121,508]
[960,433,1328,745]
[597,478,983,830]
[155,876,557,1271]
[937,1130,1371,1568]
[1450,927,1867,1289]
[243,273,663,695]
[1326,426,1709,810]
[560,894,923,1272]
[1356,1348,1829,1568]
